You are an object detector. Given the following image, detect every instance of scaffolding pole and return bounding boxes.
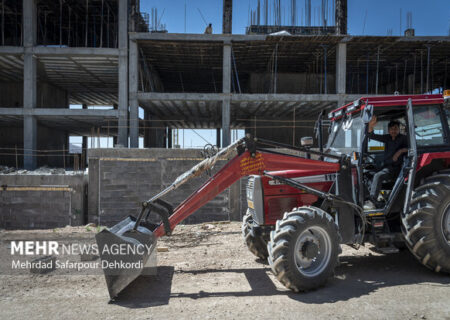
[420,50,423,93]
[322,45,328,94]
[366,52,369,94]
[375,46,380,94]
[1,0,4,45]
[413,53,416,93]
[100,0,104,47]
[68,6,71,46]
[85,0,89,47]
[59,0,63,46]
[426,45,431,92]
[403,59,407,93]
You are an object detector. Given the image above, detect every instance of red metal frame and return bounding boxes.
[417,152,450,172]
[331,94,445,121]
[153,151,339,237]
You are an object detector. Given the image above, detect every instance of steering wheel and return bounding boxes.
[364,153,376,162]
[362,153,377,169]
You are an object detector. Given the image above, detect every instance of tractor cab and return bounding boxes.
[322,94,449,213]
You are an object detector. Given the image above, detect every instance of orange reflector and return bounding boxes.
[444,90,450,98]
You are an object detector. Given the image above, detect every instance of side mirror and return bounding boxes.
[362,104,374,123]
[301,136,314,147]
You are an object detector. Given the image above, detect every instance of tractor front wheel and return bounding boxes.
[403,173,450,273]
[268,206,340,292]
[242,209,269,260]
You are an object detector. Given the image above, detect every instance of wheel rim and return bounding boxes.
[443,204,450,247]
[294,226,332,277]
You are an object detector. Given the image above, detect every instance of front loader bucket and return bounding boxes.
[95,216,157,300]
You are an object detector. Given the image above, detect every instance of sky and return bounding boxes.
[140,0,450,36]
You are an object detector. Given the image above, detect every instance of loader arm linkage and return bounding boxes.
[148,137,340,238]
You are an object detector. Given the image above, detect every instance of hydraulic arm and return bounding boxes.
[95,135,340,299]
[148,136,340,238]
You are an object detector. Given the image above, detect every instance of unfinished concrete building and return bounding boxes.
[0,0,449,172]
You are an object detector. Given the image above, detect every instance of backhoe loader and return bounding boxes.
[96,93,450,299]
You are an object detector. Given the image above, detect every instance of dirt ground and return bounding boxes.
[0,222,449,320]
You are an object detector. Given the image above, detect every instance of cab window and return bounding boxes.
[444,106,450,136]
[413,105,445,146]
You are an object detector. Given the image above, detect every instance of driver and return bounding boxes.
[365,116,408,209]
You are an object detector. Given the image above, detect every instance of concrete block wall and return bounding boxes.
[88,148,237,227]
[0,174,86,229]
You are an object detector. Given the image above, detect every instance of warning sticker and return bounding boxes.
[240,153,265,175]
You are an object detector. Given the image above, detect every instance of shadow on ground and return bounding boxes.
[114,250,450,308]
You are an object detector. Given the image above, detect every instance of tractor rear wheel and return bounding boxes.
[403,173,450,273]
[267,206,340,292]
[242,209,268,260]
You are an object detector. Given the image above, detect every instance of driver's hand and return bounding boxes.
[368,115,377,133]
[393,148,408,162]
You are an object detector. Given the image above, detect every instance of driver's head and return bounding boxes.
[388,120,400,139]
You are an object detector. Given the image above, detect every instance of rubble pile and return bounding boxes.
[0,166,17,174]
[0,165,84,175]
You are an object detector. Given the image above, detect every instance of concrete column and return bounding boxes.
[216,128,221,148]
[129,100,139,148]
[23,0,36,46]
[222,43,231,147]
[143,110,150,148]
[23,54,36,108]
[336,42,347,95]
[408,74,415,94]
[23,115,37,169]
[23,0,37,170]
[117,0,128,147]
[129,39,139,148]
[167,128,172,148]
[222,0,233,34]
[335,0,347,35]
[82,104,88,166]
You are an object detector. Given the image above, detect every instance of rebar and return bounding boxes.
[426,45,431,92]
[375,47,380,94]
[85,0,89,47]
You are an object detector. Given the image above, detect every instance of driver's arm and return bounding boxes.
[367,116,389,142]
[393,148,408,162]
[392,135,408,162]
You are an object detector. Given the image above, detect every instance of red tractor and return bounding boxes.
[243,93,450,291]
[96,93,450,300]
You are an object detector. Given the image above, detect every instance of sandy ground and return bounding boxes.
[0,222,449,320]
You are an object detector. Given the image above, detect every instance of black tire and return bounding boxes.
[242,209,268,259]
[267,206,340,292]
[403,173,450,273]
